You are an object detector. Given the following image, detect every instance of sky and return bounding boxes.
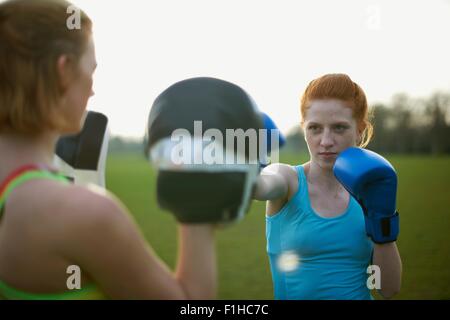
[71,0,450,139]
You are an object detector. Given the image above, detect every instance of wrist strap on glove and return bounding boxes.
[365,211,400,244]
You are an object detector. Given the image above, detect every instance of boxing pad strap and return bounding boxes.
[222,163,259,226]
[365,211,400,244]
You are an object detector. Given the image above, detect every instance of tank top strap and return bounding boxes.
[0,164,70,216]
[293,164,309,199]
[267,164,307,218]
[294,164,304,184]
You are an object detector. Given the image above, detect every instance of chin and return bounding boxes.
[318,159,336,170]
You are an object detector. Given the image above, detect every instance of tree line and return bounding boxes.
[284,91,450,155]
[108,91,450,155]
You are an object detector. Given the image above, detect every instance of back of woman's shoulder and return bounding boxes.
[12,179,122,222]
[55,183,124,220]
[39,182,132,245]
[3,180,127,253]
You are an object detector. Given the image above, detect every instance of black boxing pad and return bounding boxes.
[157,171,247,223]
[146,77,264,224]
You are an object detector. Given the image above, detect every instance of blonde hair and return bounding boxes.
[0,0,92,135]
[300,73,373,148]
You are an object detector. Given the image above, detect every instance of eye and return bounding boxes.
[334,124,349,132]
[307,124,321,132]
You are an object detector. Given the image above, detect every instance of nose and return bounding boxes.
[90,88,95,97]
[320,128,334,148]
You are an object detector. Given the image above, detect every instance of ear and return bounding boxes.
[57,55,74,92]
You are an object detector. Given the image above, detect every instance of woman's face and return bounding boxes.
[58,35,97,134]
[303,99,361,170]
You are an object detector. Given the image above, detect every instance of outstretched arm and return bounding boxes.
[252,164,292,201]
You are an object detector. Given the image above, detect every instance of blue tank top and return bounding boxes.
[266,165,374,300]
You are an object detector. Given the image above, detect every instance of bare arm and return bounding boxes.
[61,187,217,299]
[372,242,402,299]
[252,164,292,201]
[175,225,216,299]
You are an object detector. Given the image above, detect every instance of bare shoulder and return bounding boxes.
[53,183,131,231]
[10,179,131,240]
[35,182,142,259]
[3,179,136,266]
[24,180,123,217]
[262,163,300,216]
[57,184,123,217]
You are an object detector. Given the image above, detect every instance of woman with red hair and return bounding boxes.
[253,74,402,300]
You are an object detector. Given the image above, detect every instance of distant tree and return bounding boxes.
[368,103,392,153]
[108,136,144,154]
[425,92,450,154]
[261,90,450,155]
[390,94,415,153]
[283,125,308,154]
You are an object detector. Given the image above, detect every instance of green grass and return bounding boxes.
[105,152,450,299]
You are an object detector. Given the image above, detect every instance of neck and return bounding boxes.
[306,160,345,193]
[0,131,59,175]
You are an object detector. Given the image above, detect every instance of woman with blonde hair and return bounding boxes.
[0,0,218,300]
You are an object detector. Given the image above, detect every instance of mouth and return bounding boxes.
[318,152,337,158]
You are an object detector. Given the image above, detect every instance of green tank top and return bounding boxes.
[0,166,107,300]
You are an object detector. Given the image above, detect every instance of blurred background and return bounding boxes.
[71,0,449,299]
[72,0,450,140]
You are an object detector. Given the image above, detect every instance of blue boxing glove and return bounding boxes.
[260,112,286,167]
[333,147,399,244]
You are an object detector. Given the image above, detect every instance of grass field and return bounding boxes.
[105,152,450,299]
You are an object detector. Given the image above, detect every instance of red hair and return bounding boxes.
[300,73,373,148]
